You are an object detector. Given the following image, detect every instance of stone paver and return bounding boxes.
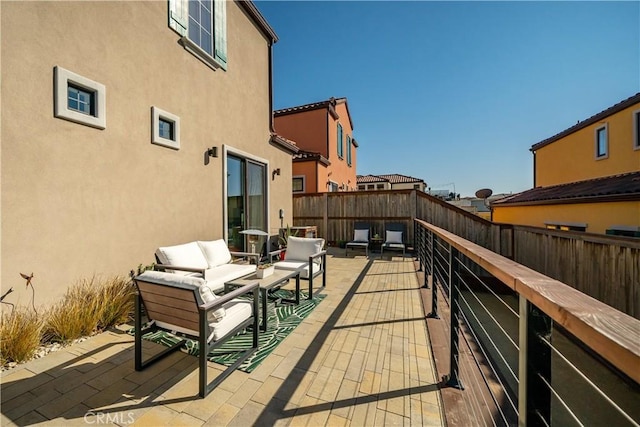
[0,250,444,426]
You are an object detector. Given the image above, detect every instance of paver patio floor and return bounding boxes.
[1,250,444,426]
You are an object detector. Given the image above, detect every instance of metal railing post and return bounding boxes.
[445,246,464,389]
[518,295,528,427]
[526,301,552,425]
[416,222,423,271]
[427,231,438,317]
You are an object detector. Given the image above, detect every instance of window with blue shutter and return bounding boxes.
[168,0,227,70]
[337,123,343,158]
[346,135,352,166]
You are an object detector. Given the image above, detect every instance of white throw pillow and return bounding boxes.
[198,239,232,268]
[155,242,208,275]
[199,285,226,322]
[353,229,369,242]
[285,236,324,263]
[386,231,403,244]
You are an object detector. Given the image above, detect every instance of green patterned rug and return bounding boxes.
[138,289,325,372]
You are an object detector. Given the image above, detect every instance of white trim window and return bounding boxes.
[595,124,608,159]
[633,109,640,151]
[292,175,305,193]
[168,0,227,70]
[151,107,180,150]
[54,66,106,129]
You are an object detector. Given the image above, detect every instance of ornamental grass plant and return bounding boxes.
[0,308,44,364]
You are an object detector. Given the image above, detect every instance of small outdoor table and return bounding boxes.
[224,269,300,332]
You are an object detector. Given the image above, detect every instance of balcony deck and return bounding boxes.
[0,250,445,426]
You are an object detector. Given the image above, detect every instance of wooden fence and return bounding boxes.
[293,190,640,318]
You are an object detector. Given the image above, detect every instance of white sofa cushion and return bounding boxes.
[205,263,256,293]
[156,242,209,275]
[208,299,252,342]
[353,229,369,242]
[286,236,324,263]
[198,239,232,268]
[200,285,226,322]
[385,231,403,244]
[274,260,322,279]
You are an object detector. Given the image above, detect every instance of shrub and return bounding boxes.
[0,308,44,364]
[44,277,103,343]
[96,276,135,330]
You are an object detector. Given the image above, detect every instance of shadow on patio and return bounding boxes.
[1,250,444,426]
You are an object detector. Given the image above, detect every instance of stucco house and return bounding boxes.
[274,97,358,193]
[1,0,298,306]
[492,93,640,236]
[357,174,427,192]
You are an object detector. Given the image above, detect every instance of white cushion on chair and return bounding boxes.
[198,239,232,268]
[385,231,403,244]
[156,242,208,275]
[285,236,324,263]
[199,285,226,321]
[274,260,321,279]
[353,229,369,242]
[204,263,256,293]
[208,300,253,342]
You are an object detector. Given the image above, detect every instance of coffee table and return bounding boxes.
[224,269,300,332]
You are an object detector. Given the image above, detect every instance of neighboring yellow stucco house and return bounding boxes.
[493,93,640,236]
[1,1,297,306]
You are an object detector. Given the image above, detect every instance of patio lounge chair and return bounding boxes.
[155,240,258,293]
[345,221,371,257]
[269,236,326,299]
[133,270,259,398]
[381,222,406,260]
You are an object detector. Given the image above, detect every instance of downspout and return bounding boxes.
[269,41,275,133]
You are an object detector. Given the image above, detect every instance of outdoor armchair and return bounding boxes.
[345,221,371,257]
[133,270,259,398]
[381,222,406,260]
[155,240,258,293]
[269,236,326,299]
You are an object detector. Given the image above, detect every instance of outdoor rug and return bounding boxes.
[136,289,325,372]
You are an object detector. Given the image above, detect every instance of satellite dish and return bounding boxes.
[475,188,493,199]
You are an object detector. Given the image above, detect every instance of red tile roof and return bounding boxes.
[357,174,425,184]
[274,97,354,130]
[293,150,330,166]
[531,93,640,151]
[492,172,640,206]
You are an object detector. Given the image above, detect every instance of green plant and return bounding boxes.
[257,263,273,269]
[0,307,44,364]
[278,225,298,248]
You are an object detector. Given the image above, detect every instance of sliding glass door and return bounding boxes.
[226,154,267,252]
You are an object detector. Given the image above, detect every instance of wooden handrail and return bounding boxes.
[415,218,640,384]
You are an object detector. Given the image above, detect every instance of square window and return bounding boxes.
[152,107,180,150]
[595,124,608,159]
[54,66,106,129]
[376,184,384,190]
[292,176,305,193]
[67,84,95,115]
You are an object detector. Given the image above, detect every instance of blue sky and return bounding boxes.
[255,1,640,197]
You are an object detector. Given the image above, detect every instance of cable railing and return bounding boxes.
[415,219,640,426]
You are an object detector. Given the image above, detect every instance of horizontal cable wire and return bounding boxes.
[458,315,513,427]
[458,324,504,427]
[458,306,519,414]
[458,289,519,384]
[457,271,519,352]
[536,372,584,427]
[538,336,640,426]
[456,257,519,318]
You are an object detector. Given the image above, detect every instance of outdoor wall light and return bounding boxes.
[207,146,218,158]
[272,168,281,180]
